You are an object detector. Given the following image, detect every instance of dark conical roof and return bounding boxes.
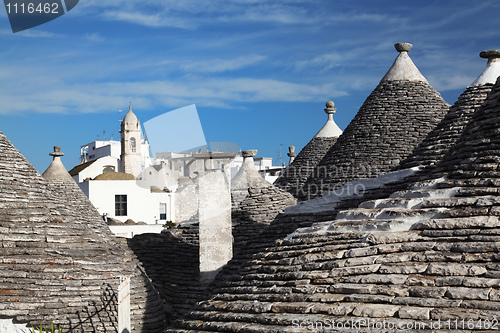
[397,49,500,172]
[274,102,341,198]
[432,77,500,180]
[165,75,500,333]
[299,43,450,200]
[0,134,166,331]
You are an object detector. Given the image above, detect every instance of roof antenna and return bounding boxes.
[277,143,283,166]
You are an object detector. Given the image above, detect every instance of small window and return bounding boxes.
[129,137,137,153]
[115,195,127,216]
[159,203,167,220]
[103,165,115,173]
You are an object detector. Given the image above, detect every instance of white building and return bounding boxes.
[70,106,285,237]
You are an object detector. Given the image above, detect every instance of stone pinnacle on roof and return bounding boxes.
[314,101,343,138]
[231,150,269,189]
[41,146,74,182]
[380,42,428,83]
[469,49,500,87]
[287,146,296,165]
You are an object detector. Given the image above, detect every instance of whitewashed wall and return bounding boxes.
[80,180,174,224]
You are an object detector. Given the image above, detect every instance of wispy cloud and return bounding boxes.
[295,53,347,72]
[102,11,193,29]
[427,73,478,92]
[178,55,267,73]
[76,0,323,28]
[0,29,62,38]
[0,74,348,115]
[0,0,497,116]
[83,32,105,42]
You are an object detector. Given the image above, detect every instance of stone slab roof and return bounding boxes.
[274,137,338,198]
[0,134,166,332]
[165,77,500,333]
[129,226,202,322]
[232,185,296,256]
[397,50,500,172]
[299,44,449,200]
[231,150,297,255]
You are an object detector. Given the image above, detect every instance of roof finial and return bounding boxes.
[469,49,500,87]
[395,42,412,53]
[325,101,336,115]
[380,42,427,83]
[287,146,297,165]
[480,49,500,62]
[42,145,73,182]
[314,100,342,138]
[49,146,64,159]
[241,149,258,158]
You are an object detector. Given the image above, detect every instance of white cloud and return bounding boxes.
[295,53,346,72]
[179,55,267,73]
[75,0,323,28]
[102,11,193,29]
[426,74,478,92]
[0,74,348,115]
[0,29,62,38]
[83,32,105,42]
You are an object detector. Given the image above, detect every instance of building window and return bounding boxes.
[103,165,115,173]
[159,203,167,220]
[129,137,136,153]
[115,195,127,216]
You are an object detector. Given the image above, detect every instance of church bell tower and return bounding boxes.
[120,105,142,178]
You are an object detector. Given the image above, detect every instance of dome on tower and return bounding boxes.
[122,105,139,128]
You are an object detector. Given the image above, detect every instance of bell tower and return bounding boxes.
[120,105,142,177]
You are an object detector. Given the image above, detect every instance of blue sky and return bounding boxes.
[0,0,499,173]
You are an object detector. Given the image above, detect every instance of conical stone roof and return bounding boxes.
[0,134,166,331]
[397,49,500,172]
[231,150,296,255]
[166,76,500,333]
[235,50,500,263]
[274,101,342,198]
[299,43,450,200]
